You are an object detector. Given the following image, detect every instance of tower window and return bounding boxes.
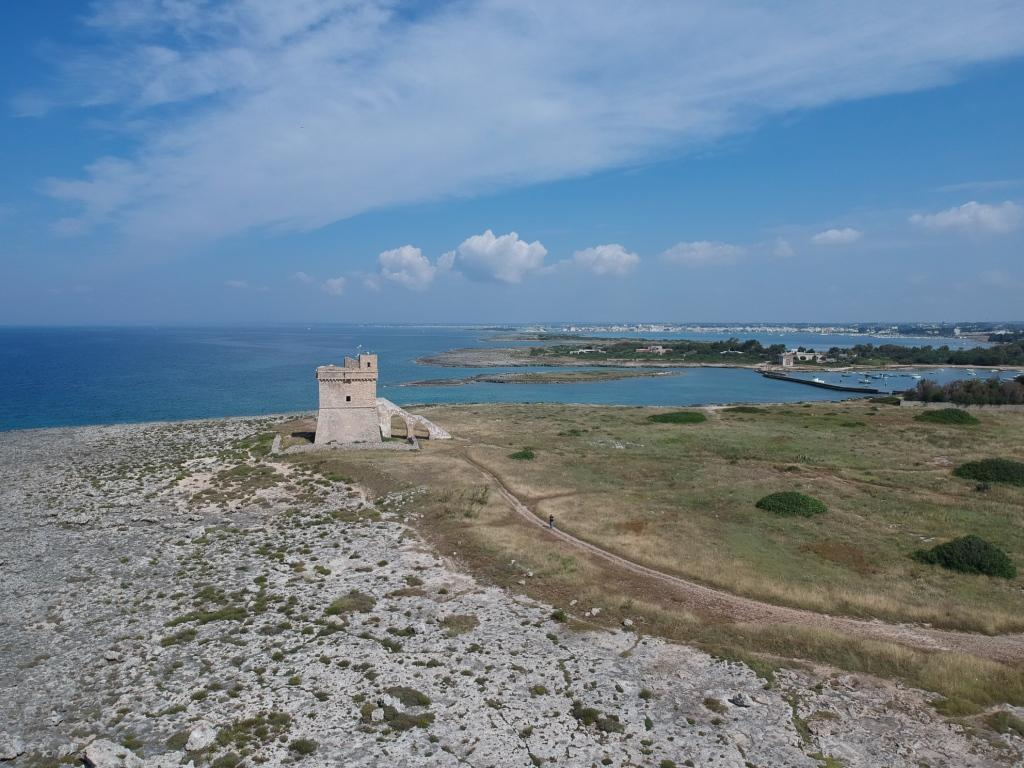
[346,395,351,402]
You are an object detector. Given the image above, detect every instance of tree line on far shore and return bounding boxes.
[904,376,1024,405]
[829,342,1024,367]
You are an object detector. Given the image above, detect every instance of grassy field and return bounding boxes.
[278,399,1024,713]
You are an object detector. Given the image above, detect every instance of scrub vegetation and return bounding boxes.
[755,491,828,518]
[282,399,1024,713]
[914,408,980,425]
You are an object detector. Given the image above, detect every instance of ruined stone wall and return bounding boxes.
[313,406,381,445]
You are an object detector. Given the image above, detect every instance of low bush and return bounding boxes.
[913,535,1017,579]
[987,711,1024,737]
[324,590,376,616]
[385,686,431,707]
[509,447,535,460]
[913,408,980,425]
[755,492,827,518]
[724,406,763,414]
[288,739,318,757]
[953,458,1024,487]
[869,396,901,405]
[648,411,707,424]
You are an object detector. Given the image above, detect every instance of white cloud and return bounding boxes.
[378,245,441,291]
[772,238,795,258]
[811,227,862,245]
[572,244,640,275]
[660,241,743,267]
[937,179,1022,194]
[225,279,249,289]
[909,201,1023,235]
[34,1,1024,241]
[453,230,547,283]
[322,276,346,296]
[291,271,313,283]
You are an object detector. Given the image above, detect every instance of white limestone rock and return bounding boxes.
[184,721,216,752]
[0,733,24,761]
[82,739,144,768]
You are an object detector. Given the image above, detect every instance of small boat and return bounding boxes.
[812,377,825,384]
[911,374,922,379]
[858,377,872,385]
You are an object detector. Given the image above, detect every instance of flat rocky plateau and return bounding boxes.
[1,417,1020,767]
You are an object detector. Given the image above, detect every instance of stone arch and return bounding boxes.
[376,398,452,441]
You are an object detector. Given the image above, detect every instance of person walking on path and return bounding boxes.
[548,514,555,529]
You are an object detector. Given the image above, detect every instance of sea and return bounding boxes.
[0,325,1019,431]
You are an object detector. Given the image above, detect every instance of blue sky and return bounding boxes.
[1,0,1023,325]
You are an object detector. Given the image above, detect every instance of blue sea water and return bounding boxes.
[0,325,1017,431]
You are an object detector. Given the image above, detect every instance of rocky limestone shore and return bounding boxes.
[0,417,1020,767]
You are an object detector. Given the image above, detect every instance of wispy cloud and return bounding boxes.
[660,240,743,267]
[224,279,249,289]
[909,200,1023,235]
[772,238,795,258]
[811,227,862,245]
[31,0,1024,243]
[322,276,346,296]
[290,271,313,284]
[937,179,1023,194]
[573,244,640,275]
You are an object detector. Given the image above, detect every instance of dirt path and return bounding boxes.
[461,453,1024,664]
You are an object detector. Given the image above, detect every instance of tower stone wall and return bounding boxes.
[314,353,382,444]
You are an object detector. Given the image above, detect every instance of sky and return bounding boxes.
[1,0,1023,325]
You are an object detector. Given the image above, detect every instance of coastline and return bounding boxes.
[417,346,1021,373]
[400,369,680,387]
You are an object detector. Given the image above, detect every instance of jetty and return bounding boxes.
[760,370,885,394]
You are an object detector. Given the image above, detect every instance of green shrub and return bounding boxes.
[913,535,1017,579]
[385,686,431,707]
[509,447,536,460]
[324,590,376,616]
[914,408,979,425]
[755,492,827,517]
[986,710,1024,737]
[288,739,318,757]
[953,458,1024,487]
[648,411,707,424]
[869,396,901,405]
[723,406,763,414]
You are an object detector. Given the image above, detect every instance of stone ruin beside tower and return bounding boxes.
[314,353,451,446]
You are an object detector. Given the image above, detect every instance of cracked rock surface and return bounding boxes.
[0,417,1020,767]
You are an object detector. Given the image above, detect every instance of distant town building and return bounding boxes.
[568,347,605,355]
[635,345,669,355]
[776,350,829,366]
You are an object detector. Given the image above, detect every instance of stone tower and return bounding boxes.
[314,353,382,445]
